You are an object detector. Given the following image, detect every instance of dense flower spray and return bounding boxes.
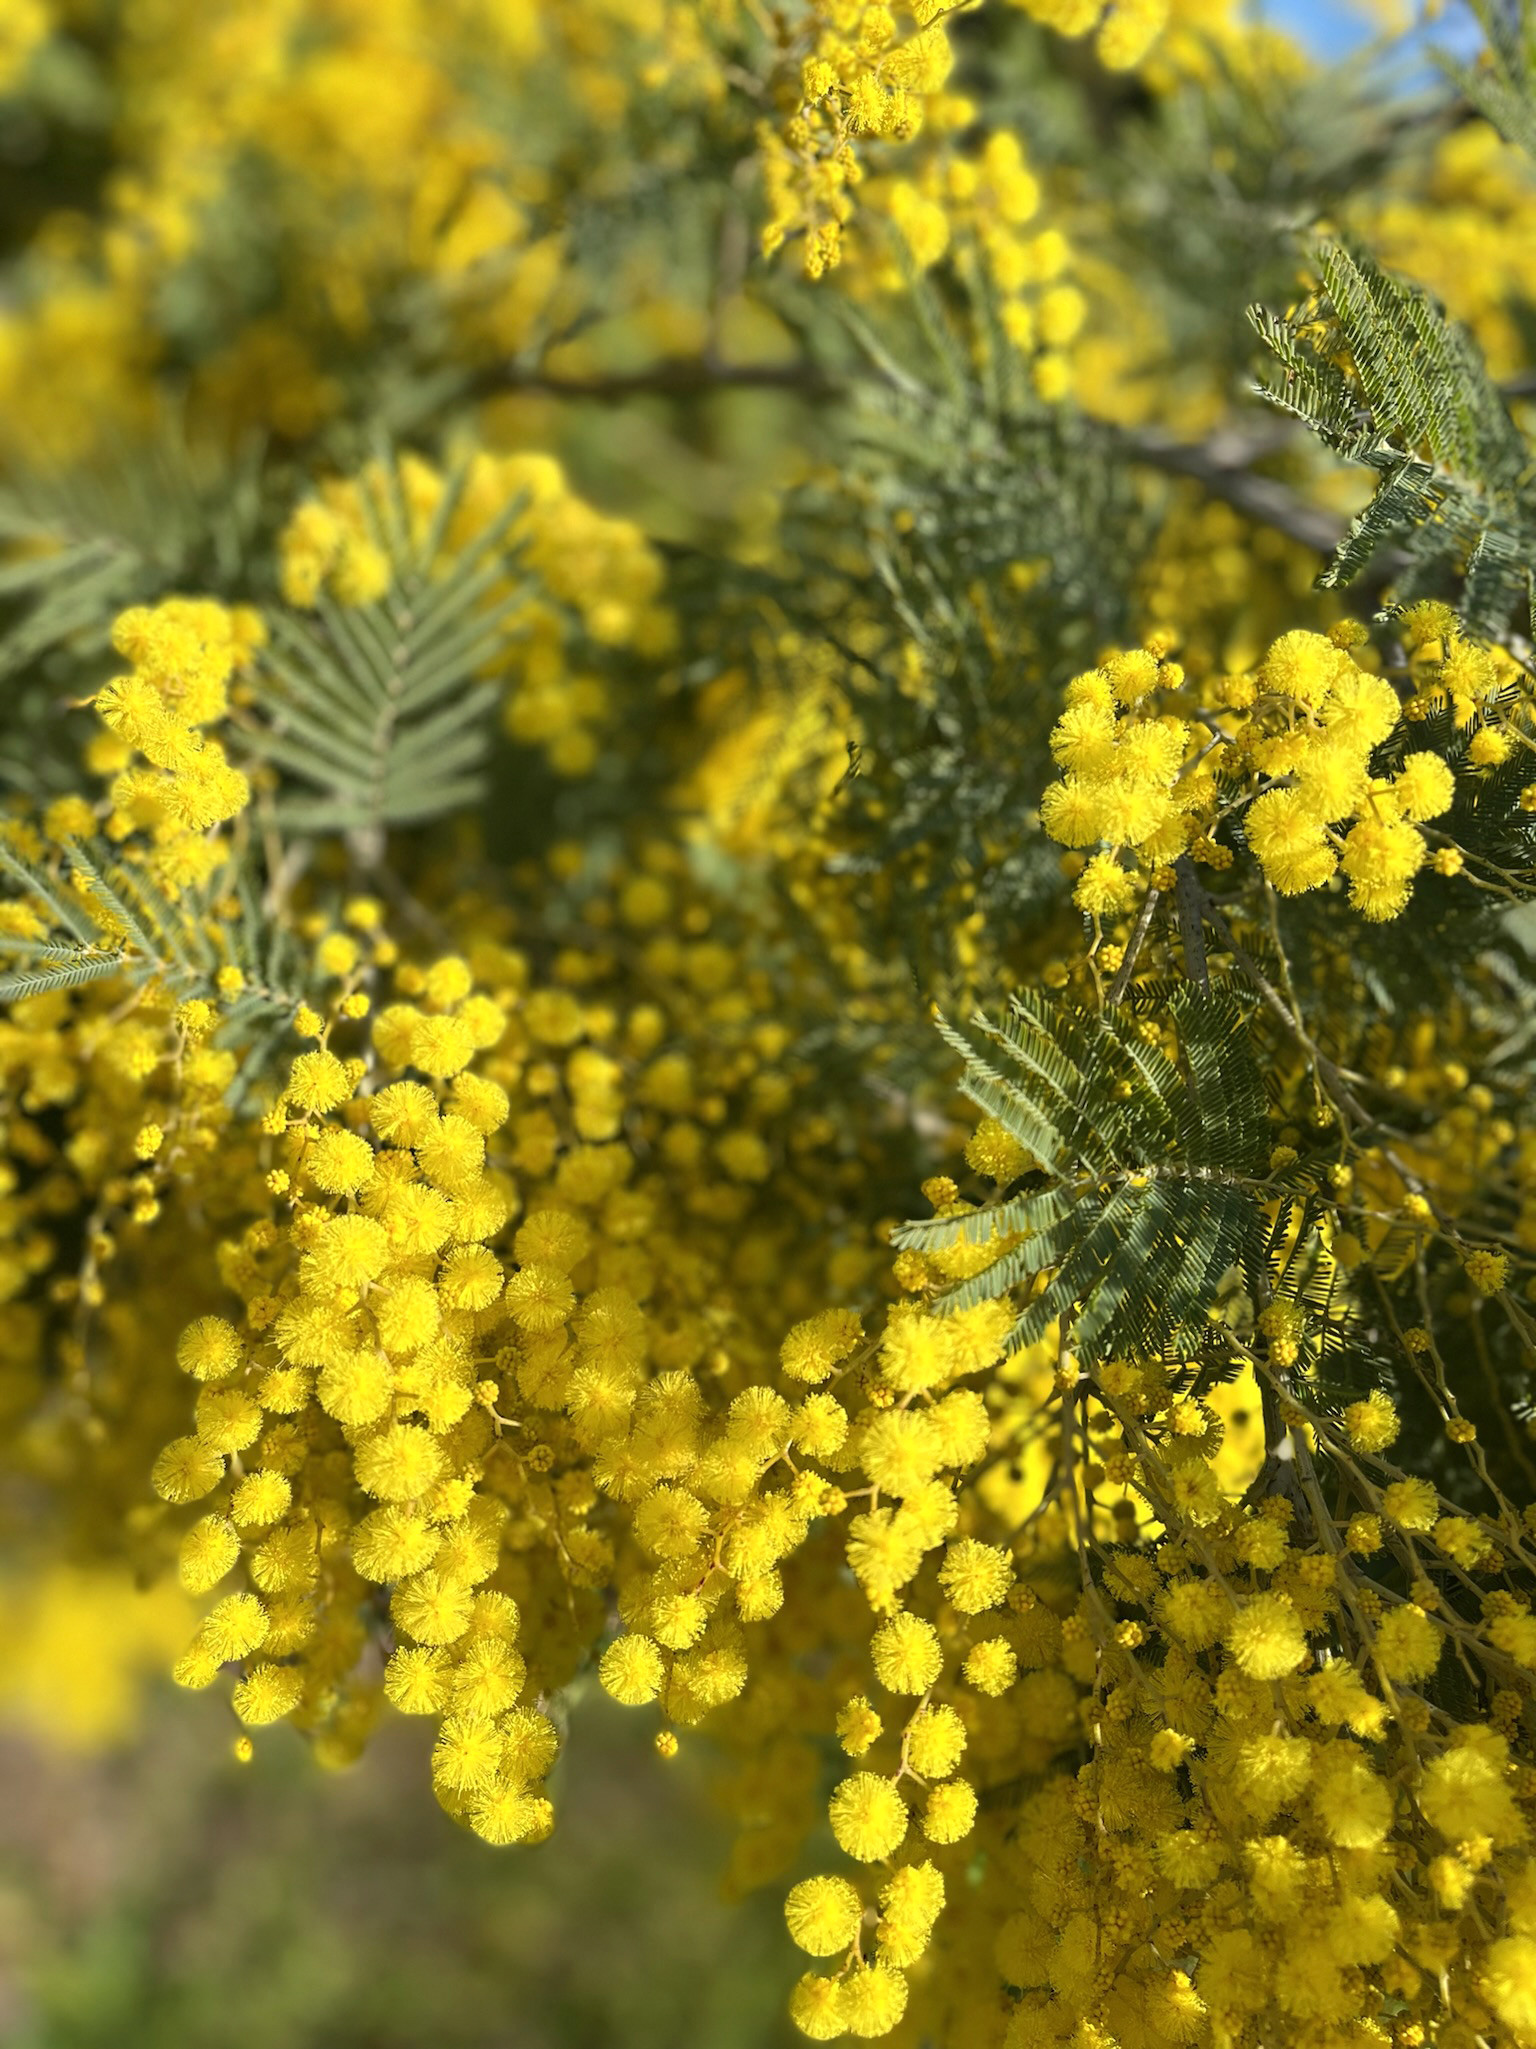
[7,5,1536,2048]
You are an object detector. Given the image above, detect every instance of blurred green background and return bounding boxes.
[0,1683,799,2049]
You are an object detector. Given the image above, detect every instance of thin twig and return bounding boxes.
[467,356,835,406]
[1122,424,1410,593]
[1106,884,1161,1004]
[1122,425,1345,556]
[1173,856,1209,988]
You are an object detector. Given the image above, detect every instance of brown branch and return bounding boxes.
[1122,424,1347,558]
[1123,423,1412,595]
[467,355,835,405]
[1106,881,1161,1004]
[468,349,1427,598]
[1172,855,1209,988]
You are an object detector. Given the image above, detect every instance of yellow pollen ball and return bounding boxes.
[841,1962,909,2038]
[599,1634,665,1705]
[180,1515,240,1593]
[790,1974,849,2041]
[200,1592,269,1662]
[152,1435,226,1503]
[1227,1593,1308,1680]
[177,1316,243,1381]
[938,1537,1012,1612]
[286,1048,352,1114]
[232,1663,304,1726]
[1483,1936,1536,2036]
[870,1612,943,1693]
[354,1424,447,1502]
[785,1875,864,1956]
[921,1778,977,1843]
[829,1773,908,1861]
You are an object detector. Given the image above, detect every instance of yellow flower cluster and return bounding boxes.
[764,1295,1023,2036]
[141,816,917,1826]
[154,972,570,1822]
[726,1091,1536,2046]
[0,603,294,1549]
[90,600,263,891]
[867,131,1084,394]
[1040,619,1535,930]
[1241,628,1456,918]
[0,601,261,1225]
[753,5,1092,401]
[1039,642,1202,898]
[0,0,51,94]
[1004,0,1168,74]
[760,2,965,279]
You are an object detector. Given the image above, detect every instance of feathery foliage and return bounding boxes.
[11,7,1536,2048]
[1249,242,1534,628]
[894,988,1271,1363]
[0,434,269,796]
[0,835,307,1091]
[246,467,532,837]
[1440,0,1536,162]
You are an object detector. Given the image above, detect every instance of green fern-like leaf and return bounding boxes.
[893,987,1271,1364]
[1438,0,1536,163]
[1247,302,1370,458]
[1248,243,1534,628]
[0,951,129,1001]
[0,430,271,808]
[244,460,532,836]
[0,835,309,1095]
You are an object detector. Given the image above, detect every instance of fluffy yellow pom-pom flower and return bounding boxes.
[1226,1593,1307,1679]
[785,1875,864,1957]
[829,1774,908,1861]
